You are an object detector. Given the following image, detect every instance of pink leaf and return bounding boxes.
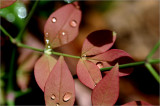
[77,59,102,89]
[0,0,16,9]
[34,54,57,91]
[92,64,119,106]
[89,49,134,76]
[122,101,152,106]
[44,2,81,48]
[44,56,75,106]
[82,30,116,56]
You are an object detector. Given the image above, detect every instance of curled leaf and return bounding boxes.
[44,2,81,48]
[92,64,119,106]
[82,30,116,56]
[0,0,16,9]
[44,56,75,106]
[89,49,134,76]
[34,54,57,91]
[77,59,102,89]
[122,101,152,106]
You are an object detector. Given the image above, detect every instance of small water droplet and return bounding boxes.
[45,39,50,44]
[94,84,97,86]
[52,17,57,23]
[56,103,60,106]
[61,32,66,36]
[63,92,72,102]
[45,32,49,37]
[96,62,103,69]
[70,20,77,28]
[51,94,56,100]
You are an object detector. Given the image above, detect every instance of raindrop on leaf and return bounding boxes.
[70,20,77,28]
[63,92,72,102]
[52,17,57,23]
[51,94,56,100]
[96,62,103,69]
[56,103,60,106]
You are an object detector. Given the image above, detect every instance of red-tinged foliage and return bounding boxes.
[81,30,116,56]
[34,54,57,91]
[0,0,16,9]
[44,56,75,106]
[91,64,119,106]
[89,49,134,76]
[77,59,102,89]
[122,101,152,106]
[44,2,81,48]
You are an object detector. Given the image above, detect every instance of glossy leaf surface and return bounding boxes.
[44,56,75,106]
[122,101,152,106]
[89,49,134,76]
[44,2,81,48]
[34,54,57,91]
[77,59,102,89]
[82,30,116,56]
[0,0,16,9]
[92,64,119,106]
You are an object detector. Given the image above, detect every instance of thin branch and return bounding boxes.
[145,63,160,83]
[146,40,160,59]
[16,0,39,41]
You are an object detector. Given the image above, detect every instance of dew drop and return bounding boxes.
[45,32,49,37]
[56,103,60,106]
[51,94,56,100]
[63,92,72,102]
[96,62,103,69]
[61,32,66,36]
[52,17,57,23]
[70,20,77,28]
[45,39,50,44]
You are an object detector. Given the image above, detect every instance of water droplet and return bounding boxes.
[56,103,60,106]
[52,17,57,23]
[45,32,49,37]
[61,32,66,36]
[48,46,51,49]
[45,39,50,44]
[96,62,103,69]
[63,92,72,102]
[70,20,77,28]
[51,94,56,100]
[94,84,97,87]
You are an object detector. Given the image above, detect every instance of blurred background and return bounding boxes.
[0,0,159,105]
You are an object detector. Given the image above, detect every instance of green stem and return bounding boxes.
[100,59,160,72]
[146,40,160,59]
[52,52,81,59]
[145,63,160,83]
[16,0,39,41]
[15,88,32,98]
[0,25,15,43]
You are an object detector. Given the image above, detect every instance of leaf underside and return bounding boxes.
[92,64,119,106]
[34,54,57,91]
[89,49,134,76]
[44,2,81,48]
[82,30,116,56]
[0,0,16,9]
[122,101,152,106]
[44,56,75,106]
[77,59,102,89]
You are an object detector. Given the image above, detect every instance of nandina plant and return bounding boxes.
[0,0,159,106]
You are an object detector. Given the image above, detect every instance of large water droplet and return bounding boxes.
[96,62,103,69]
[70,20,77,28]
[51,94,56,100]
[56,103,60,106]
[63,92,72,102]
[52,17,57,23]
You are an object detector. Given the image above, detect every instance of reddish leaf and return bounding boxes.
[77,59,102,89]
[0,0,16,9]
[44,56,75,106]
[34,54,57,91]
[92,64,119,106]
[89,49,134,76]
[81,30,116,56]
[122,101,152,106]
[44,2,81,48]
